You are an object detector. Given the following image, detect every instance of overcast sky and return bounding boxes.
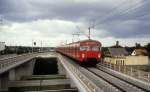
[0,0,150,47]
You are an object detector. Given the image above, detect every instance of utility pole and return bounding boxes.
[32,40,33,53]
[40,41,42,52]
[76,24,94,40]
[72,33,80,42]
[32,40,36,53]
[88,27,91,40]
[0,15,2,25]
[0,15,3,31]
[72,34,74,43]
[88,21,95,40]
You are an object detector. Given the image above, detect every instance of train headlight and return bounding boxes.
[82,53,85,58]
[98,54,101,58]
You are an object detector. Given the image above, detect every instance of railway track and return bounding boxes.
[62,55,121,92]
[56,55,150,92]
[97,63,150,92]
[61,56,147,92]
[86,67,147,92]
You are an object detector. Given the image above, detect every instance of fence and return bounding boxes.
[100,62,150,83]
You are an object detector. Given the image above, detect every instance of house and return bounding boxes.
[104,48,128,65]
[107,48,128,56]
[131,48,148,56]
[104,48,149,65]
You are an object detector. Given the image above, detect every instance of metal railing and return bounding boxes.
[0,54,34,69]
[0,52,48,74]
[0,54,17,60]
[99,62,150,83]
[58,54,103,92]
[0,52,57,74]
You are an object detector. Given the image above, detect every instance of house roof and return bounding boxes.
[108,48,129,56]
[132,48,148,56]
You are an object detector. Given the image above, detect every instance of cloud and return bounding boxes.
[0,19,83,46]
[0,0,126,22]
[0,0,150,46]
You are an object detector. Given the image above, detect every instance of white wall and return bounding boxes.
[126,56,149,65]
[104,56,149,65]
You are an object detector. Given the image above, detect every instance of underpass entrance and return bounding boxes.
[33,57,58,75]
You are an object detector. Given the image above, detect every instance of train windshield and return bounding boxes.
[80,46,90,51]
[91,46,100,51]
[80,46,101,51]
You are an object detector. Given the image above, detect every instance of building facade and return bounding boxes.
[104,48,149,65]
[105,56,149,65]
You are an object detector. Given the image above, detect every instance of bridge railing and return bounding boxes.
[0,54,36,69]
[58,54,103,92]
[0,52,53,74]
[0,53,37,73]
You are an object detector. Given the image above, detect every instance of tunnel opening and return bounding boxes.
[33,57,58,75]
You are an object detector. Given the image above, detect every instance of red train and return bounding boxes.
[56,39,102,65]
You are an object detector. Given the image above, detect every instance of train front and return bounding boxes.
[79,40,102,65]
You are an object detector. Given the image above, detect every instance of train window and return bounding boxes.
[91,46,99,51]
[80,46,89,51]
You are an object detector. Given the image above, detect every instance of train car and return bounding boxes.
[56,39,102,65]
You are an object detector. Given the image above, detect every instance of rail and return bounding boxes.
[57,54,103,92]
[97,62,150,91]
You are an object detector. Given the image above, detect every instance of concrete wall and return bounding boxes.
[57,58,77,89]
[0,72,9,92]
[9,59,36,80]
[57,59,66,75]
[0,59,36,91]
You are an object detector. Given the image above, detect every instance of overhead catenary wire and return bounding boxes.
[75,0,131,39]
[85,0,138,39]
[113,0,150,21]
[119,0,150,16]
[91,0,131,27]
[114,1,150,22]
[76,0,150,40]
[93,0,150,27]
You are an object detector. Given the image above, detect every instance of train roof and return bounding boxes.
[57,39,101,48]
[78,39,100,43]
[69,39,101,45]
[70,39,100,44]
